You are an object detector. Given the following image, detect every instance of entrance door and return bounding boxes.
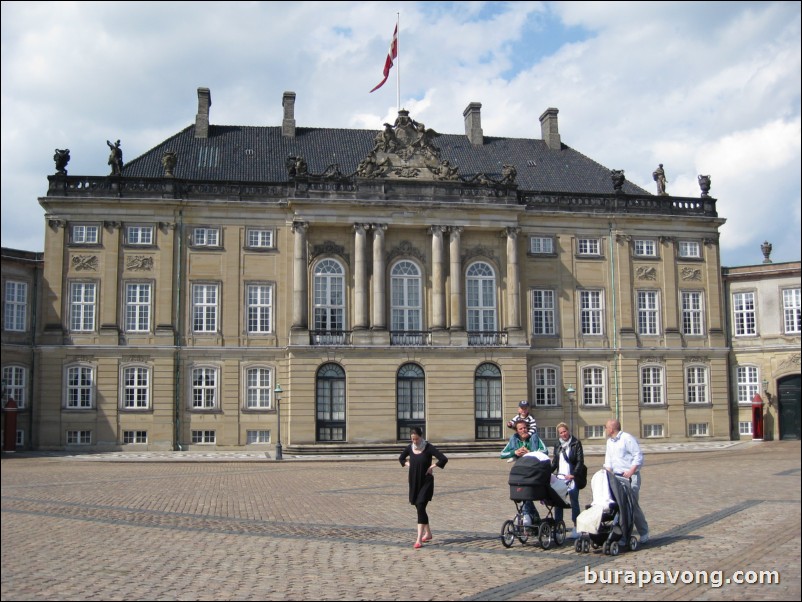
[778,374,801,440]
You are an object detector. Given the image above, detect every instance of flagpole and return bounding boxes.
[396,12,400,111]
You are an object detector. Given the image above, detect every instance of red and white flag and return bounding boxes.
[370,24,398,93]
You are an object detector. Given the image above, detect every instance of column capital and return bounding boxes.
[292,220,308,233]
[504,226,521,238]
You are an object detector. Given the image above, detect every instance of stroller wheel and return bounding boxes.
[538,521,553,550]
[500,519,515,548]
[582,538,590,553]
[609,541,620,556]
[574,538,583,553]
[554,520,566,546]
[629,536,639,552]
[603,541,610,555]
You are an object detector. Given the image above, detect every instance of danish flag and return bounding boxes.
[370,25,398,93]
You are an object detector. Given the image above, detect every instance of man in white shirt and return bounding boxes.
[603,419,650,543]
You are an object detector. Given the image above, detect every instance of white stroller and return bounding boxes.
[574,469,639,556]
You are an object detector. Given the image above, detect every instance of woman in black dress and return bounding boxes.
[399,427,448,549]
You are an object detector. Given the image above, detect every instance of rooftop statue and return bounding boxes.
[652,163,667,196]
[107,139,123,176]
[611,169,625,192]
[54,149,70,175]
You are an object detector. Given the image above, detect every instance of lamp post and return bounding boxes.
[273,383,283,460]
[762,379,772,406]
[566,385,576,433]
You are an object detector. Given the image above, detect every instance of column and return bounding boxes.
[371,224,387,329]
[449,227,463,330]
[291,221,308,329]
[430,226,446,330]
[354,224,368,330]
[506,227,521,330]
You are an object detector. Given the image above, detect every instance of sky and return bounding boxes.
[1,1,800,267]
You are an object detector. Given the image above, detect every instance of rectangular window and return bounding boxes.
[126,226,153,246]
[2,366,27,408]
[637,291,660,335]
[582,367,605,406]
[247,229,274,249]
[533,367,558,406]
[71,225,99,244]
[70,282,97,331]
[678,241,701,258]
[641,366,664,405]
[634,239,657,257]
[738,421,753,436]
[689,423,709,437]
[580,290,604,335]
[245,367,272,409]
[122,367,149,409]
[247,284,273,333]
[783,288,801,334]
[66,430,92,445]
[191,430,216,444]
[681,291,704,335]
[66,366,93,408]
[125,283,151,332]
[4,281,28,331]
[584,425,606,439]
[246,430,271,444]
[643,424,664,438]
[686,366,709,404]
[193,227,220,247]
[532,289,556,335]
[530,236,554,254]
[732,292,756,336]
[578,238,600,255]
[123,430,148,444]
[16,430,24,447]
[192,284,218,332]
[737,366,759,404]
[542,426,558,441]
[191,367,217,409]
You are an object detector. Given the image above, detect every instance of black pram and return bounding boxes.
[501,454,571,549]
[574,469,639,555]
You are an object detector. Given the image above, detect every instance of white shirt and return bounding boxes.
[604,430,643,474]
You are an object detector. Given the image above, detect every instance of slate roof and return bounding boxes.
[122,124,650,196]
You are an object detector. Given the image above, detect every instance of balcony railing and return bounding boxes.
[390,331,432,346]
[310,330,351,346]
[467,331,508,346]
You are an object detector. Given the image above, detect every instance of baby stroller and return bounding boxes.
[574,469,639,556]
[501,453,571,549]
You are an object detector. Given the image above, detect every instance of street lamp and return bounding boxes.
[761,379,772,406]
[566,385,576,433]
[273,383,283,460]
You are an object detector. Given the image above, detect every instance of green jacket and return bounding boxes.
[500,434,547,459]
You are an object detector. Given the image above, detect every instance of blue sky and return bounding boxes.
[2,1,800,267]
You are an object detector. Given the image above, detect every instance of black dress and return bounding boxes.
[399,442,448,505]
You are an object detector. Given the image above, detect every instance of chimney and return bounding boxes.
[282,91,296,138]
[463,102,483,145]
[539,107,561,150]
[194,87,212,139]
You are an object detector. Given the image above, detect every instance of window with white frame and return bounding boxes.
[634,239,657,257]
[736,366,759,404]
[688,423,709,437]
[530,236,554,255]
[192,284,218,332]
[532,289,556,335]
[192,227,220,247]
[582,367,606,406]
[313,259,345,333]
[66,366,94,408]
[245,367,272,409]
[2,365,27,408]
[246,284,273,334]
[678,241,701,258]
[191,430,216,444]
[191,367,218,409]
[640,366,664,405]
[466,262,497,332]
[126,226,153,246]
[123,430,148,444]
[474,363,502,440]
[533,366,558,406]
[71,225,99,245]
[542,426,557,441]
[732,292,756,336]
[247,430,271,444]
[738,421,753,435]
[637,291,660,335]
[69,282,97,331]
[66,430,92,445]
[580,290,604,335]
[125,283,151,332]
[681,291,704,335]
[783,288,801,334]
[246,228,274,249]
[584,425,606,439]
[643,424,664,438]
[686,365,709,404]
[4,281,27,331]
[122,366,150,409]
[391,261,422,332]
[578,238,601,256]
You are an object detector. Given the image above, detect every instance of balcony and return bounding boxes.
[310,330,351,346]
[468,331,508,346]
[390,331,432,346]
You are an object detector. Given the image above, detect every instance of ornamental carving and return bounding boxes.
[126,255,153,271]
[639,356,665,365]
[636,266,657,280]
[72,255,98,271]
[686,356,709,364]
[387,241,426,265]
[309,241,349,265]
[123,355,150,363]
[462,244,499,265]
[680,267,702,281]
[48,219,66,230]
[779,353,801,369]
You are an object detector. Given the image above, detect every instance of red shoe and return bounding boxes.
[413,542,422,549]
[421,535,432,543]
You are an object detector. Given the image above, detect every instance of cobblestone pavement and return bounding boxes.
[2,440,799,601]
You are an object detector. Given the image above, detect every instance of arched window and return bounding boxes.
[397,363,425,440]
[313,259,345,334]
[474,362,502,439]
[467,261,497,334]
[316,363,346,441]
